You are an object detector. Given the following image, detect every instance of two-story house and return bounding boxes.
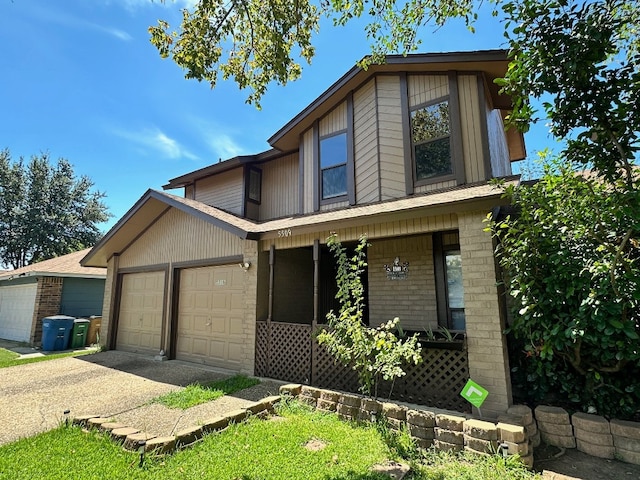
[82,50,525,416]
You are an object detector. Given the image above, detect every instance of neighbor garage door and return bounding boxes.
[116,271,164,354]
[176,265,244,369]
[0,283,37,342]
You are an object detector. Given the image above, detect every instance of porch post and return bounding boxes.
[267,245,275,376]
[311,239,320,384]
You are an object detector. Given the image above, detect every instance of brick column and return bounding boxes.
[29,277,64,345]
[458,211,512,416]
[242,240,259,375]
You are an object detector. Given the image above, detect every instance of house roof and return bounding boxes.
[81,177,519,268]
[162,149,288,190]
[0,249,106,281]
[162,50,524,192]
[268,50,517,152]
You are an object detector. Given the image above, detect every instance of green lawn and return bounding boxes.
[0,347,96,369]
[149,375,261,409]
[0,401,540,480]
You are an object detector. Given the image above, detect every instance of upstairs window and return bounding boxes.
[320,132,347,199]
[411,99,452,182]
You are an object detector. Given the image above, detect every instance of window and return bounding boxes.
[444,250,465,330]
[434,232,465,330]
[411,100,452,181]
[320,132,347,199]
[248,168,261,203]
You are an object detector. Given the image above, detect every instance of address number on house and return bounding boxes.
[277,228,292,238]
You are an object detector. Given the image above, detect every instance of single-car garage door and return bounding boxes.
[0,283,37,342]
[176,264,244,369]
[116,271,164,354]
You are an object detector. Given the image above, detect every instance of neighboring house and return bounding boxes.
[83,50,525,416]
[0,249,106,345]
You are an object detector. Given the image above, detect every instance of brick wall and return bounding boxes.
[367,234,438,331]
[241,240,259,375]
[29,277,64,345]
[458,210,512,416]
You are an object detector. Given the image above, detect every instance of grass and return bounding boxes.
[0,347,96,369]
[0,402,392,480]
[0,400,541,480]
[149,374,261,409]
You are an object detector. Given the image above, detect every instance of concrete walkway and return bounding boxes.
[0,349,282,445]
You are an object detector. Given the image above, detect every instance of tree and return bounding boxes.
[0,150,110,269]
[149,0,476,107]
[316,234,422,398]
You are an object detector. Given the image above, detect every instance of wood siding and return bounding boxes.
[302,129,314,214]
[319,101,347,136]
[194,168,244,215]
[354,78,380,204]
[486,107,512,178]
[458,75,485,183]
[259,213,458,251]
[259,152,299,220]
[119,208,244,268]
[407,75,449,108]
[368,235,437,331]
[376,75,406,200]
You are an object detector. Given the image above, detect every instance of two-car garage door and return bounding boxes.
[116,265,245,369]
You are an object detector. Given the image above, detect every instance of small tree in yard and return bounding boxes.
[317,234,423,398]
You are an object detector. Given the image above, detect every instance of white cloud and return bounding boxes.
[186,115,247,161]
[112,126,199,161]
[206,133,244,160]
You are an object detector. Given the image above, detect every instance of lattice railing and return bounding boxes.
[255,321,470,412]
[254,321,312,384]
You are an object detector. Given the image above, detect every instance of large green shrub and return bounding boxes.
[489,159,640,418]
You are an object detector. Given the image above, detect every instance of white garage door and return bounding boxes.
[0,284,37,342]
[176,265,245,369]
[116,271,164,354]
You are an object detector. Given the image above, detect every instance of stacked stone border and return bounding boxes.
[72,383,640,468]
[73,395,282,454]
[290,384,535,467]
[534,405,640,465]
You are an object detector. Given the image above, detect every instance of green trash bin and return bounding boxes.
[70,319,90,349]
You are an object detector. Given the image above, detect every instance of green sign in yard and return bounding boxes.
[460,379,489,408]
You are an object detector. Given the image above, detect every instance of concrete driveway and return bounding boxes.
[0,350,255,445]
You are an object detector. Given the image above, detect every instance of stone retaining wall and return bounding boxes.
[534,405,640,465]
[285,384,535,467]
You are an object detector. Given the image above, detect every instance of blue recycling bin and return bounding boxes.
[41,315,75,351]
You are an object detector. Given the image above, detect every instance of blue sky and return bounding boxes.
[0,0,556,231]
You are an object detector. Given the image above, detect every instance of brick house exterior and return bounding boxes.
[84,50,525,416]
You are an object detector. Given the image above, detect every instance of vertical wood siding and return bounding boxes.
[319,101,347,136]
[119,208,243,268]
[407,75,449,108]
[368,235,438,331]
[259,152,299,220]
[458,75,485,183]
[354,78,380,204]
[194,168,244,215]
[486,107,512,178]
[259,213,458,251]
[376,75,406,200]
[302,129,314,214]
